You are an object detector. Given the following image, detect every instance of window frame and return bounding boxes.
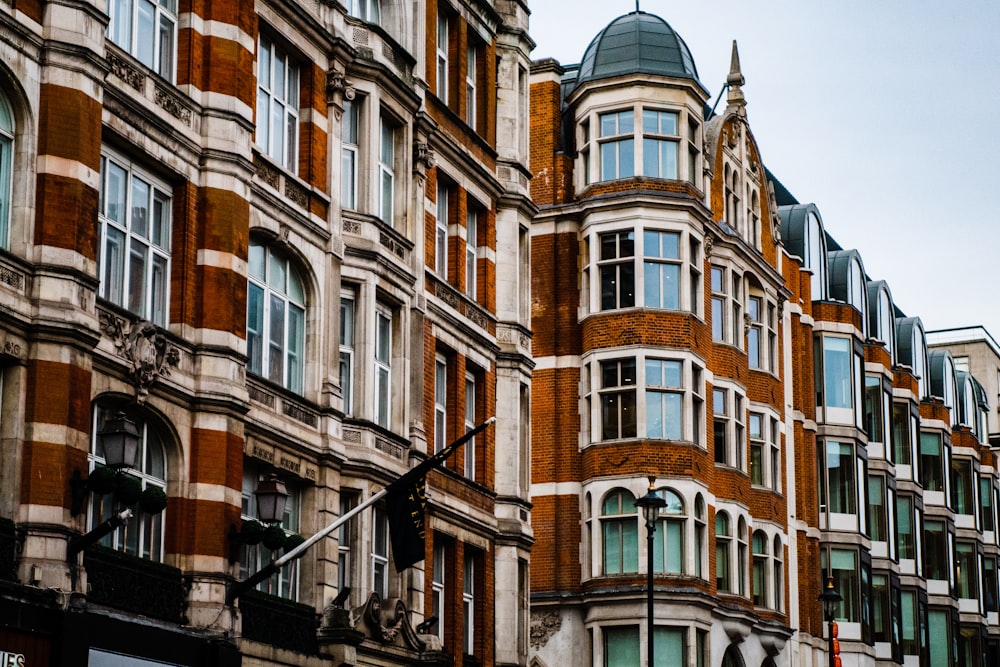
[713,386,745,471]
[372,506,389,598]
[341,98,360,210]
[107,0,177,81]
[435,179,450,278]
[240,464,301,599]
[601,489,639,575]
[0,89,12,250]
[374,303,393,429]
[339,288,356,415]
[256,32,300,173]
[436,11,450,103]
[641,108,679,179]
[98,151,173,327]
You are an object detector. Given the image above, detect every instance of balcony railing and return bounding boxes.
[240,589,319,655]
[83,546,185,623]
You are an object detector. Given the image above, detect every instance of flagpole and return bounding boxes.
[227,417,496,604]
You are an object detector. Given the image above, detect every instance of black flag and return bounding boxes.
[384,418,494,571]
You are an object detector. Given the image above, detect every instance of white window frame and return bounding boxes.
[434,354,448,453]
[107,0,177,80]
[747,294,763,369]
[339,288,356,415]
[374,304,392,428]
[713,386,745,470]
[98,152,172,327]
[463,553,475,655]
[247,240,306,393]
[256,33,300,172]
[341,99,359,210]
[436,12,449,102]
[435,181,449,277]
[465,207,478,299]
[466,41,477,128]
[432,542,446,640]
[372,507,389,598]
[598,109,635,180]
[464,372,476,478]
[346,0,380,23]
[378,115,397,225]
[338,491,357,597]
[641,108,679,179]
[642,230,681,309]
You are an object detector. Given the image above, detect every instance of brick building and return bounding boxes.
[0,0,532,665]
[527,9,999,667]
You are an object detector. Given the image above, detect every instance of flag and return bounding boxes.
[384,417,495,571]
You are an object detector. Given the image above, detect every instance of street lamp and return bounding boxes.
[817,575,843,667]
[635,477,666,666]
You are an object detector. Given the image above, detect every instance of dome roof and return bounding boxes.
[576,11,700,87]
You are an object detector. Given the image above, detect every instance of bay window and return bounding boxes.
[604,627,639,667]
[919,431,947,493]
[602,490,638,575]
[868,475,888,543]
[374,304,392,428]
[713,387,745,470]
[587,105,699,183]
[98,152,172,327]
[645,358,682,440]
[923,519,950,582]
[600,358,637,440]
[955,541,978,600]
[816,335,857,424]
[108,0,176,80]
[716,512,731,592]
[599,231,635,310]
[981,477,996,533]
[821,548,861,622]
[819,440,857,515]
[896,494,917,562]
[341,99,359,209]
[652,489,684,574]
[752,531,768,607]
[599,110,634,180]
[643,230,680,309]
[711,265,742,346]
[951,458,975,515]
[641,108,678,179]
[872,573,891,644]
[378,115,400,226]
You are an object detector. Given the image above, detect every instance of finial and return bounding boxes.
[726,39,747,114]
[635,0,641,12]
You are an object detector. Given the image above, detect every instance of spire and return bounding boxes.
[726,40,747,115]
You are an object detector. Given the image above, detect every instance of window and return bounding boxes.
[822,548,860,622]
[435,180,450,277]
[817,335,855,423]
[339,289,356,414]
[711,267,726,341]
[599,231,635,310]
[711,266,742,346]
[465,205,479,299]
[716,512,732,592]
[107,0,176,79]
[372,507,389,597]
[804,211,827,300]
[378,115,399,225]
[645,359,682,440]
[89,406,167,562]
[747,296,762,368]
[463,553,475,655]
[604,626,639,667]
[772,535,783,611]
[600,358,637,440]
[984,556,999,613]
[98,153,172,326]
[956,541,978,600]
[602,490,638,574]
[865,375,889,444]
[694,496,706,579]
[256,34,299,172]
[374,305,392,428]
[464,372,476,478]
[713,388,744,469]
[0,90,12,249]
[240,465,300,599]
[981,478,996,533]
[247,239,306,393]
[599,110,635,180]
[868,475,888,542]
[900,589,920,656]
[737,517,748,597]
[346,0,380,23]
[643,230,680,309]
[341,99,359,209]
[892,402,915,468]
[436,12,450,102]
[432,541,446,640]
[928,610,951,667]
[872,573,890,643]
[821,441,857,515]
[752,531,768,607]
[641,109,678,178]
[687,118,700,186]
[466,41,478,129]
[749,412,780,490]
[951,458,975,515]
[434,355,448,452]
[923,519,949,581]
[896,494,917,561]
[338,491,358,598]
[654,628,686,666]
[920,432,946,493]
[652,489,684,574]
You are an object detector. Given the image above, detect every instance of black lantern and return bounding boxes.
[634,478,666,667]
[98,411,140,470]
[254,474,288,525]
[818,575,842,622]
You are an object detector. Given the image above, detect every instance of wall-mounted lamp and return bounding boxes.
[70,411,141,515]
[228,474,292,563]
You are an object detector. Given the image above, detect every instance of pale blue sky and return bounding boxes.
[529,1,1000,339]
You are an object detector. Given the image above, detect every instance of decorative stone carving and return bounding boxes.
[342,219,362,234]
[704,235,714,257]
[413,142,435,178]
[285,180,308,208]
[107,51,145,91]
[378,232,406,259]
[153,85,192,125]
[352,593,424,650]
[2,340,22,358]
[0,263,25,292]
[255,157,280,189]
[529,610,562,649]
[325,71,356,105]
[100,312,180,402]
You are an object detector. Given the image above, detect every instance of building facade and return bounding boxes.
[527,10,999,667]
[0,0,532,665]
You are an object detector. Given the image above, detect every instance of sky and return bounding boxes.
[528,1,1000,341]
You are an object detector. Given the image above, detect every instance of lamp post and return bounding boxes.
[817,575,843,667]
[635,477,666,666]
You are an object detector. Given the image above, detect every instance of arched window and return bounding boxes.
[247,238,306,393]
[896,317,928,399]
[601,490,638,574]
[694,494,707,579]
[752,530,768,607]
[867,282,896,363]
[716,511,731,592]
[88,405,168,562]
[928,350,958,413]
[0,88,12,249]
[653,488,684,574]
[737,516,748,596]
[772,534,783,611]
[240,461,301,599]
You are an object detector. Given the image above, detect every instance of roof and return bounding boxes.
[575,11,701,88]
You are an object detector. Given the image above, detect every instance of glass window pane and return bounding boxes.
[128,237,148,315]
